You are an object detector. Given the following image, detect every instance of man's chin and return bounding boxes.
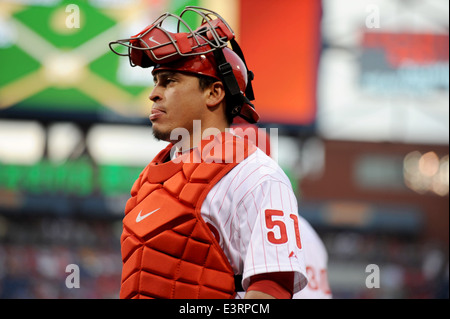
[152,127,171,142]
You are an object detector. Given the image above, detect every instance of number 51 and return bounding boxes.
[265,209,302,249]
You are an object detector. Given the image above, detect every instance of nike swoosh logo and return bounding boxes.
[136,208,161,223]
[148,36,161,45]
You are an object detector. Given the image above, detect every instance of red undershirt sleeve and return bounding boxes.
[246,272,295,299]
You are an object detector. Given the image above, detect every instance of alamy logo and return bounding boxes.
[65,264,80,289]
[65,4,80,29]
[168,120,278,164]
[365,4,381,29]
[365,264,380,289]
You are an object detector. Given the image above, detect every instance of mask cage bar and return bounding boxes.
[179,6,235,47]
[109,7,235,67]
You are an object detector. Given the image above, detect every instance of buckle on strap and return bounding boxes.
[218,61,233,76]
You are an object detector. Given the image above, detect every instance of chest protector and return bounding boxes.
[120,132,256,299]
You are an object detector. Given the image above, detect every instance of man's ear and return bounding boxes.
[205,82,226,108]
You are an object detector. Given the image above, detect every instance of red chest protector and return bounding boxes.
[120,132,256,299]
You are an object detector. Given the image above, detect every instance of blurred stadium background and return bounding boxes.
[0,0,448,299]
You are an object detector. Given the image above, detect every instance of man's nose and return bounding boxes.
[149,86,162,102]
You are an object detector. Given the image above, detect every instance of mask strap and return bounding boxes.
[213,48,256,122]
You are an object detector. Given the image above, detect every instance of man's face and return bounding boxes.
[149,71,207,143]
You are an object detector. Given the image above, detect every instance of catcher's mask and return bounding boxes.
[109,6,259,123]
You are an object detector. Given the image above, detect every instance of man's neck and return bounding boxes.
[177,119,228,151]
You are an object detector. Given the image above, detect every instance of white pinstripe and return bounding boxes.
[200,148,308,297]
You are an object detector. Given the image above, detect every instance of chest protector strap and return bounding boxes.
[120,132,256,299]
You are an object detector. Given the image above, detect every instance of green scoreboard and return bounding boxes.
[0,0,200,122]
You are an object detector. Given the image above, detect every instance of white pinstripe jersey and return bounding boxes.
[198,147,308,297]
[293,215,332,299]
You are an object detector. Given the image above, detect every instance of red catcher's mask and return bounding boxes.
[109,6,259,123]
